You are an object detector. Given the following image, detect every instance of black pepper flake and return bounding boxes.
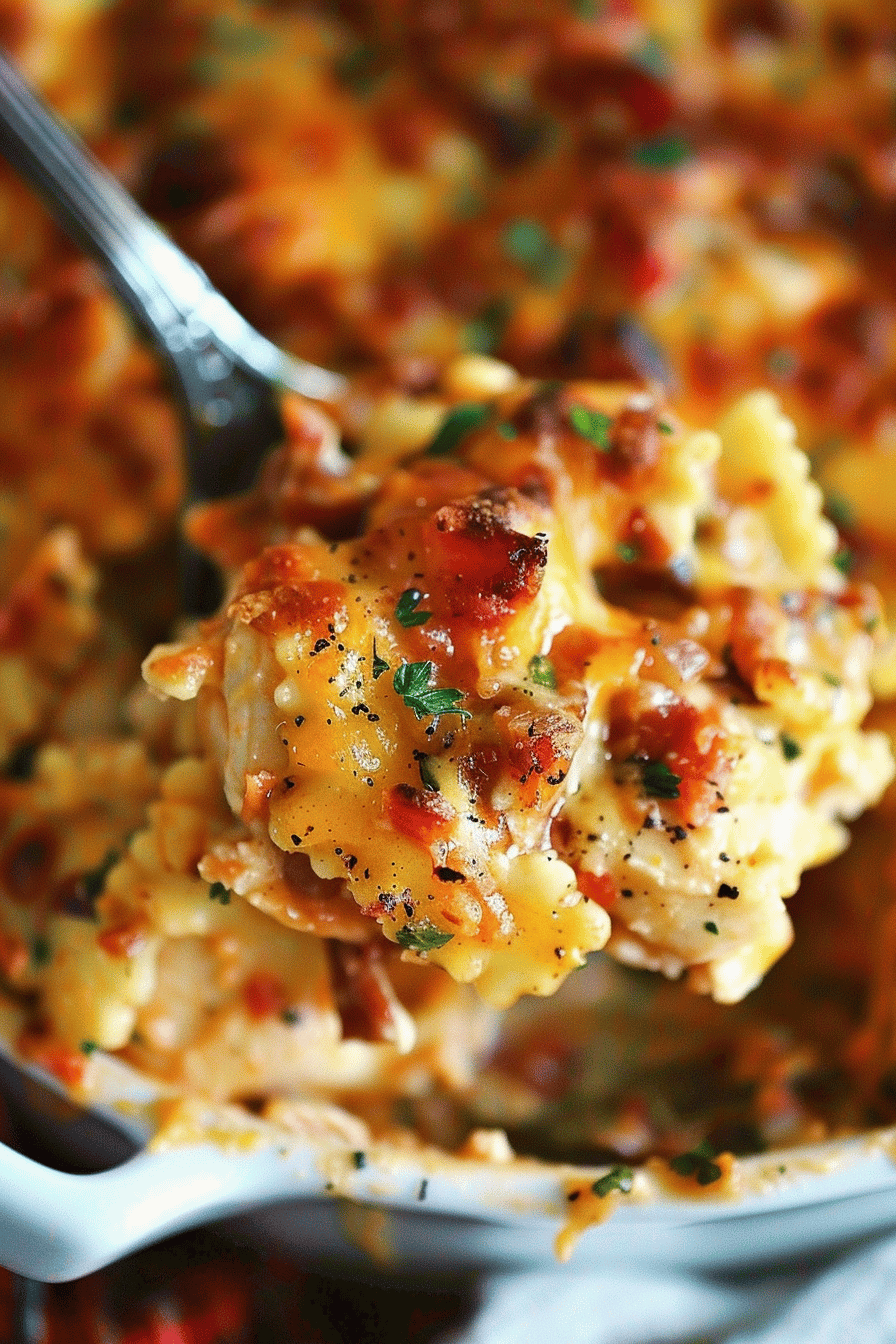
[435,866,465,883]
[621,888,633,898]
[311,638,329,655]
[283,777,295,790]
[567,1189,581,1202]
[716,806,730,814]
[670,825,687,841]
[719,852,729,862]
[417,1179,428,1201]
[352,1151,367,1170]
[291,834,302,846]
[717,883,739,900]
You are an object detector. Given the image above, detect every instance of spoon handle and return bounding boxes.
[0,52,344,412]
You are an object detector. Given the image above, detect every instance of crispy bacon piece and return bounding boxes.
[606,406,662,481]
[385,784,457,847]
[608,686,732,826]
[428,488,548,626]
[326,940,407,1046]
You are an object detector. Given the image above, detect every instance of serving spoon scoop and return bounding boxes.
[0,50,346,608]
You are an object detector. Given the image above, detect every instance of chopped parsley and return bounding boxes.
[780,732,801,761]
[334,43,384,97]
[704,921,719,935]
[465,297,510,355]
[31,935,51,967]
[393,661,472,725]
[80,848,121,904]
[592,1165,634,1198]
[501,218,569,287]
[395,589,432,627]
[425,403,490,457]
[832,546,854,576]
[418,755,440,792]
[670,1140,723,1186]
[79,1041,98,1056]
[281,1007,301,1026]
[395,919,455,952]
[631,132,691,170]
[616,541,641,564]
[372,642,390,680]
[527,654,557,689]
[637,759,682,799]
[209,881,231,905]
[568,404,613,450]
[657,420,674,434]
[352,1150,367,1169]
[824,492,855,530]
[497,422,518,440]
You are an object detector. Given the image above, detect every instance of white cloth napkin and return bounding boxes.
[439,1235,896,1343]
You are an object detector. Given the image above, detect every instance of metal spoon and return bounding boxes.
[0,50,346,606]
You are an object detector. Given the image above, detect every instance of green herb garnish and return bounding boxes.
[616,541,641,564]
[425,403,490,457]
[501,218,569,287]
[497,422,518,440]
[637,759,682,799]
[372,642,390,680]
[80,1041,98,1056]
[396,920,455,952]
[393,662,472,725]
[528,655,557,689]
[657,420,674,434]
[833,546,854,575]
[670,1140,722,1185]
[31,935,51,967]
[632,132,691,170]
[780,733,801,761]
[209,882,231,905]
[465,297,510,355]
[395,589,432,628]
[281,1007,300,1026]
[824,492,855,530]
[80,848,121,904]
[592,1165,634,1198]
[568,404,613,450]
[418,755,440,792]
[704,921,719,935]
[352,1150,367,1169]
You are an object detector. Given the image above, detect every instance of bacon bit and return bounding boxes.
[540,54,674,135]
[687,338,741,400]
[386,784,456,847]
[609,687,731,826]
[577,870,619,909]
[242,971,288,1019]
[498,707,583,806]
[428,488,548,626]
[326,941,406,1045]
[0,931,28,980]
[620,507,673,565]
[606,407,662,481]
[242,770,278,824]
[235,574,348,640]
[97,915,150,958]
[1,827,57,905]
[16,1027,85,1087]
[727,588,780,690]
